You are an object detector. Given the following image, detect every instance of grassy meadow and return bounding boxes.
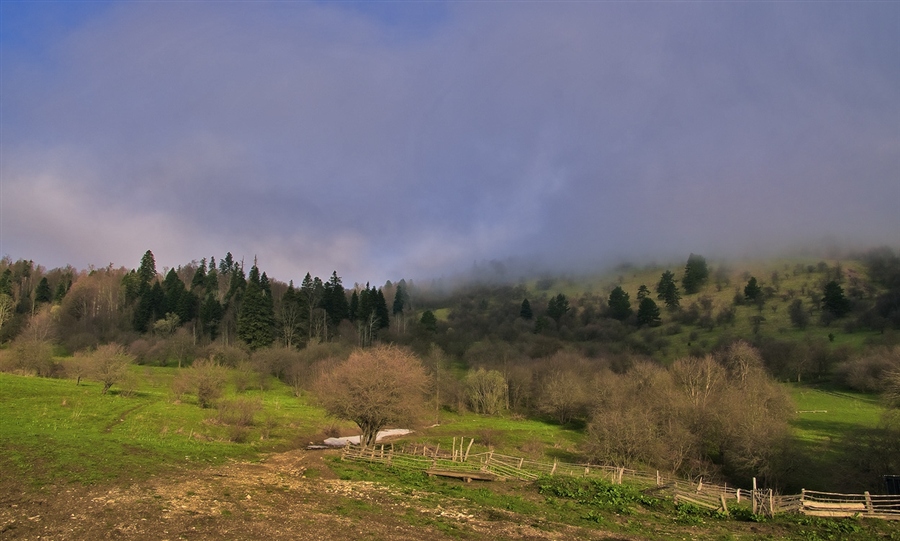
[0,366,335,488]
[529,256,883,363]
[785,384,888,492]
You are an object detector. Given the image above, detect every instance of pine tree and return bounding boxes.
[237,263,275,349]
[822,280,851,318]
[300,273,324,343]
[191,259,207,289]
[656,270,681,309]
[637,285,650,300]
[349,290,359,322]
[323,271,350,327]
[682,253,709,294]
[392,283,406,316]
[420,310,438,332]
[35,277,52,304]
[637,298,661,327]
[520,298,533,320]
[546,294,569,323]
[374,289,390,330]
[608,286,632,321]
[138,250,157,287]
[199,292,223,340]
[744,276,762,302]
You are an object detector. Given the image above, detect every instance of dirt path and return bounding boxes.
[0,449,634,541]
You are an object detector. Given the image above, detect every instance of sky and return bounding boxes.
[1,1,898,287]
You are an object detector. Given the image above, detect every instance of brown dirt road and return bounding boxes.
[0,449,633,541]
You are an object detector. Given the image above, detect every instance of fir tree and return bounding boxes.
[35,277,52,304]
[637,297,661,327]
[682,253,709,294]
[520,298,533,320]
[608,286,632,321]
[392,283,406,316]
[656,270,681,309]
[744,276,762,302]
[191,259,207,289]
[237,263,275,349]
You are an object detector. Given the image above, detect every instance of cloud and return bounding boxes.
[2,1,898,285]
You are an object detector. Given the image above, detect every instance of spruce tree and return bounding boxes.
[35,277,52,304]
[374,288,390,330]
[744,276,762,302]
[682,253,709,294]
[822,280,851,318]
[138,250,157,287]
[191,259,207,289]
[608,286,632,321]
[392,283,406,316]
[237,263,275,349]
[637,298,661,327]
[656,270,681,309]
[520,298,533,320]
[323,271,350,326]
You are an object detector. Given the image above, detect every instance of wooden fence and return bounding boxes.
[340,439,899,521]
[796,490,900,520]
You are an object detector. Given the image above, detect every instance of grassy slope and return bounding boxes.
[526,256,880,362]
[0,366,340,488]
[786,384,887,492]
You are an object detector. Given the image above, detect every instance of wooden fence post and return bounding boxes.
[864,491,873,515]
[752,478,758,515]
[465,438,474,462]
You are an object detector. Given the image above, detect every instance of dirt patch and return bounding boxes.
[0,449,634,541]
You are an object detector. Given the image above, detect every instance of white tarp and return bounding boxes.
[323,428,411,447]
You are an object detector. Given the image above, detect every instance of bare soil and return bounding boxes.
[0,449,635,541]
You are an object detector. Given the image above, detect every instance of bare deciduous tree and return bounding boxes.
[316,344,429,447]
[89,343,133,394]
[173,358,228,408]
[464,367,507,415]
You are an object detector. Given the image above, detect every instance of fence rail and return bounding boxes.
[340,440,898,521]
[799,489,900,520]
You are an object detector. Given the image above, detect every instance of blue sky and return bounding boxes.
[2,1,898,286]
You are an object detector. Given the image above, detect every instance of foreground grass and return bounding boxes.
[0,368,331,488]
[329,459,900,541]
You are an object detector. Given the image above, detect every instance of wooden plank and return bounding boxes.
[426,469,499,482]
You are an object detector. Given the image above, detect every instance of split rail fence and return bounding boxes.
[340,438,900,521]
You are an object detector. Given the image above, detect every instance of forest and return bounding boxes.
[1,247,899,492]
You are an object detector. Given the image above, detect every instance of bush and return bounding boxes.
[217,397,262,427]
[173,358,227,408]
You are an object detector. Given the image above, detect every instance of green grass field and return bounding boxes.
[785,384,887,492]
[0,366,339,488]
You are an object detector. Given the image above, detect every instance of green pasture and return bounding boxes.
[785,384,886,492]
[0,367,332,488]
[414,410,585,462]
